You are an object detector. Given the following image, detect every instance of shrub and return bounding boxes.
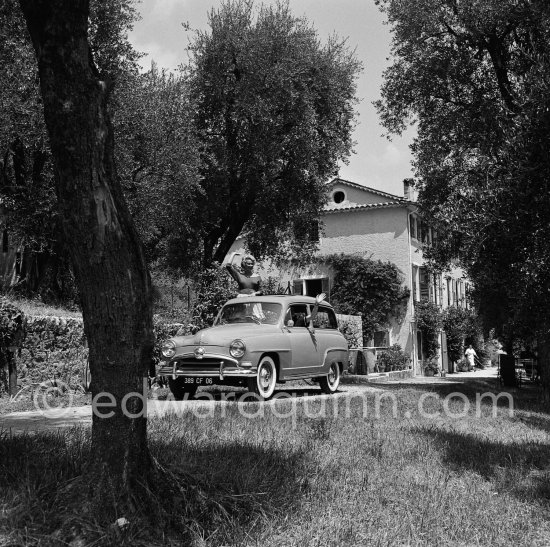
[190,264,235,332]
[376,343,409,371]
[339,319,362,348]
[423,358,440,375]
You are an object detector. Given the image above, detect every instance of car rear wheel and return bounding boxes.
[168,377,198,401]
[247,356,277,400]
[319,362,340,394]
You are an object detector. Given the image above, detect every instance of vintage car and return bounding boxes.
[158,295,349,400]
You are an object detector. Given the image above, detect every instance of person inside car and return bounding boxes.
[225,253,263,297]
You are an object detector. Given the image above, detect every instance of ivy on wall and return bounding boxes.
[320,254,410,341]
[414,300,442,361]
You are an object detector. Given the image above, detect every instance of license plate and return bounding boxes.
[181,377,213,385]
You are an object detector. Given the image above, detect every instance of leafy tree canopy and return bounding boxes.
[376,0,550,343]
[114,65,202,274]
[0,0,142,298]
[188,0,362,267]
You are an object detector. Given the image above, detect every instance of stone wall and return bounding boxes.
[14,316,186,390]
[17,316,88,389]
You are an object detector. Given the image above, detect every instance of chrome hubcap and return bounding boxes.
[259,365,272,389]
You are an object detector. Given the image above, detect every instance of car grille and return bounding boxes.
[175,358,223,369]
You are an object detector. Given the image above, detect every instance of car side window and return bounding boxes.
[286,304,308,327]
[312,306,338,329]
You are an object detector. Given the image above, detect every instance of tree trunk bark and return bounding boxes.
[537,330,550,408]
[8,353,17,397]
[19,0,154,514]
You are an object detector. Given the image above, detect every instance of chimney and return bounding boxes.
[403,178,415,201]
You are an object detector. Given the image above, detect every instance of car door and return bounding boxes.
[282,303,320,378]
[311,305,342,373]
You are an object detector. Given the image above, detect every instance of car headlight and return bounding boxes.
[229,339,246,359]
[161,339,176,359]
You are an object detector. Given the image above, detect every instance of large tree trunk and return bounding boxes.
[537,330,550,408]
[19,0,154,514]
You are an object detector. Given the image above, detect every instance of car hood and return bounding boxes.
[171,324,281,347]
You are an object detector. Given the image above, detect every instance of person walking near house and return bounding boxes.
[465,344,477,371]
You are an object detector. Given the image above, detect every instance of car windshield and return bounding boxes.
[215,302,282,326]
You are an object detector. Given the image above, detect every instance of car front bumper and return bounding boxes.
[158,352,257,380]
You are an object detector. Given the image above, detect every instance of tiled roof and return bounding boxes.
[323,201,408,214]
[327,177,407,202]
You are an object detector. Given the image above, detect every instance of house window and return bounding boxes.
[332,190,346,204]
[412,265,419,301]
[309,221,320,243]
[453,279,458,304]
[419,267,430,301]
[373,330,389,347]
[417,219,423,242]
[446,277,451,306]
[292,277,330,298]
[430,274,440,305]
[458,280,464,307]
[409,215,417,239]
[423,225,430,245]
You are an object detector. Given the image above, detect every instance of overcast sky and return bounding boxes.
[128,0,415,197]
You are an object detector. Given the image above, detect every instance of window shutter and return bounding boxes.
[292,280,303,295]
[419,267,429,301]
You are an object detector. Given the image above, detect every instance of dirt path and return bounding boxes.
[0,383,381,434]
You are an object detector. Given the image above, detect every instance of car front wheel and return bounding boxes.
[319,362,340,394]
[168,377,198,401]
[247,356,277,400]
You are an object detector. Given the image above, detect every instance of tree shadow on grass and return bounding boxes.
[514,411,550,434]
[378,376,547,414]
[149,436,310,545]
[411,424,550,503]
[0,428,311,545]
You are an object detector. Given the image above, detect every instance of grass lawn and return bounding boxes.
[1,379,549,546]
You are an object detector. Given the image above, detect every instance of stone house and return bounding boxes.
[225,177,469,374]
